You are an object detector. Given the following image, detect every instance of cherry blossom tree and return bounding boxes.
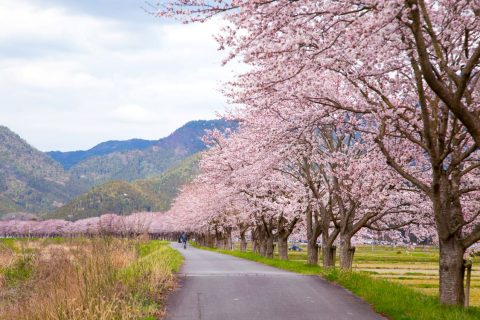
[156,0,480,305]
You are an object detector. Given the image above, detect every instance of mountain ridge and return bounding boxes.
[48,119,235,170]
[0,119,235,218]
[66,119,235,188]
[46,153,200,221]
[48,138,156,169]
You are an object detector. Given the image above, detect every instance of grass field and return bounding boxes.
[277,245,480,307]
[0,237,183,320]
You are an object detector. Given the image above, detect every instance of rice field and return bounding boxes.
[283,245,480,306]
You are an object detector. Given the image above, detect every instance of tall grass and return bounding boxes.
[0,238,182,320]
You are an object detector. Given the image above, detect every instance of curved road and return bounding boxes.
[166,243,385,320]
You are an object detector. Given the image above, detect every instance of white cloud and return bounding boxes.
[113,105,156,123]
[0,1,129,51]
[0,0,238,151]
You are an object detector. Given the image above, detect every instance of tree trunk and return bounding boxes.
[276,216,298,261]
[256,224,269,256]
[305,207,321,265]
[208,233,215,247]
[339,233,355,270]
[431,171,467,306]
[439,238,465,305]
[265,235,275,259]
[307,239,318,265]
[225,236,232,250]
[252,239,259,254]
[258,226,267,256]
[259,239,267,256]
[240,230,247,252]
[260,216,276,258]
[322,228,340,268]
[251,228,259,254]
[278,235,288,260]
[215,232,226,249]
[225,228,233,250]
[266,234,274,258]
[322,241,335,268]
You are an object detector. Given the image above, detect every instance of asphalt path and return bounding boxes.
[166,242,385,320]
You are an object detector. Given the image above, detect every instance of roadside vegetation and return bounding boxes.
[0,238,182,320]
[192,242,480,320]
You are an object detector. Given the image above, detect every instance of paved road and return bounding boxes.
[166,243,385,320]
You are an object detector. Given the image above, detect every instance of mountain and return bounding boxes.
[48,180,159,221]
[48,139,156,169]
[49,154,200,221]
[0,119,234,218]
[0,126,72,215]
[66,119,235,188]
[1,212,39,221]
[133,153,200,210]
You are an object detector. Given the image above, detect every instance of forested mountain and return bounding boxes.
[0,126,73,214]
[48,154,200,221]
[47,180,160,221]
[0,119,235,218]
[48,139,156,169]
[65,119,234,188]
[132,153,200,211]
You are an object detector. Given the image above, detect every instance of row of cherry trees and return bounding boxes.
[157,0,480,305]
[0,213,174,238]
[167,112,428,263]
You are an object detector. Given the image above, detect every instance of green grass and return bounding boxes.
[137,240,172,257]
[192,243,480,320]
[2,254,34,287]
[405,272,429,276]
[119,240,184,314]
[0,238,21,252]
[132,240,184,274]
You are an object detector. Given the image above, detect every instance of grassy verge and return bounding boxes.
[191,243,480,320]
[0,238,183,320]
[120,240,184,318]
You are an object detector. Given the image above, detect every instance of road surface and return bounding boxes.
[166,242,385,320]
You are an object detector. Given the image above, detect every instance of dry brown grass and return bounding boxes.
[0,238,181,320]
[0,243,16,289]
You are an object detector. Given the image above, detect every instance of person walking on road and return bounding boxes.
[180,232,188,249]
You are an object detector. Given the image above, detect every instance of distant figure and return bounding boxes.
[288,243,303,251]
[180,232,188,249]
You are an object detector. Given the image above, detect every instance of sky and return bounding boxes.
[0,0,234,151]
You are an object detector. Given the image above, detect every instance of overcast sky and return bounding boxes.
[0,0,234,151]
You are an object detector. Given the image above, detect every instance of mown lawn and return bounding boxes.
[0,238,183,320]
[193,242,480,320]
